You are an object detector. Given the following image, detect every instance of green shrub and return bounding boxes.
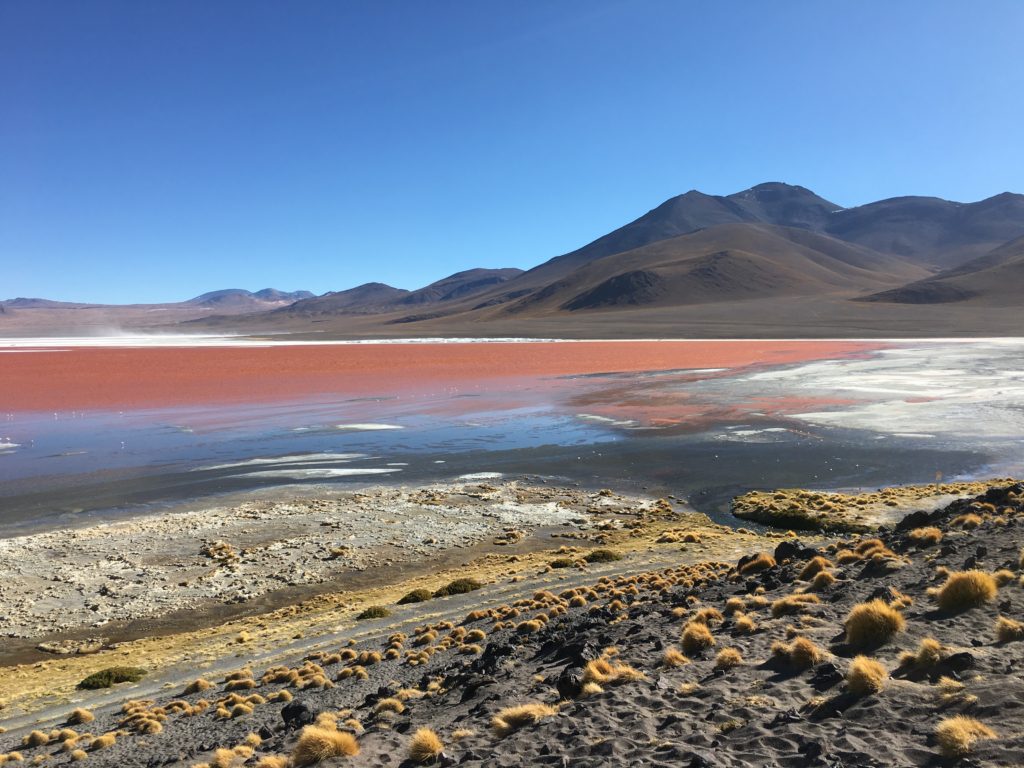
[356,605,391,620]
[397,588,434,605]
[433,578,483,597]
[549,558,574,569]
[584,549,622,564]
[77,666,147,690]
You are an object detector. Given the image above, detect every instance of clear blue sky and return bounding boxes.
[2,1,1022,303]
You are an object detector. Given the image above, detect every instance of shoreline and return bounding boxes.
[0,480,779,717]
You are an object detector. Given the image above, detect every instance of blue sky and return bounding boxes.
[2,1,1022,303]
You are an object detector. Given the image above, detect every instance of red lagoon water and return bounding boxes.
[0,340,883,412]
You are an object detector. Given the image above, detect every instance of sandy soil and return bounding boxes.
[0,482,647,640]
[2,484,1021,766]
[732,478,1018,531]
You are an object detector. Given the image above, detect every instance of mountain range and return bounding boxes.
[4,182,1023,337]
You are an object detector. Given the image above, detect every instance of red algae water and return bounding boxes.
[0,340,878,411]
[1,338,1018,532]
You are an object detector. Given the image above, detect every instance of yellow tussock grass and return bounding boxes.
[798,556,832,580]
[737,553,775,575]
[681,621,716,655]
[770,636,827,670]
[908,527,942,546]
[846,656,887,695]
[68,709,94,725]
[996,616,1024,642]
[771,593,821,617]
[291,726,359,765]
[935,716,996,758]
[844,600,905,649]
[491,703,559,737]
[408,728,444,764]
[899,637,944,668]
[936,571,998,612]
[713,647,743,670]
[662,647,690,667]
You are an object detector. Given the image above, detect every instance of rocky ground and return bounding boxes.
[731,478,1015,532]
[0,482,635,641]
[2,483,1022,766]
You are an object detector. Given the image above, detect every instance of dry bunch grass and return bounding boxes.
[935,716,996,758]
[846,656,887,695]
[491,703,559,737]
[407,728,444,764]
[291,726,359,765]
[844,600,905,649]
[935,571,997,612]
[770,636,827,670]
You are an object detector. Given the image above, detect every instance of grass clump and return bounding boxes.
[934,716,996,758]
[77,666,146,690]
[397,589,434,605]
[844,600,904,650]
[582,658,646,686]
[798,556,832,580]
[374,698,406,715]
[67,708,94,725]
[22,731,49,748]
[356,605,391,620]
[809,571,836,590]
[996,616,1024,642]
[681,621,716,655]
[770,593,820,617]
[90,734,116,751]
[184,678,215,694]
[899,637,944,669]
[907,527,942,547]
[491,703,559,737]
[936,570,997,613]
[846,656,887,696]
[770,636,827,670]
[713,647,743,671]
[549,558,575,569]
[583,549,622,564]
[407,728,444,764]
[737,553,775,575]
[292,725,359,765]
[662,647,690,668]
[433,578,483,597]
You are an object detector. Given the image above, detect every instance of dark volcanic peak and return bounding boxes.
[823,191,1024,269]
[725,182,844,230]
[252,288,315,302]
[280,282,411,315]
[862,233,1024,306]
[509,223,929,315]
[532,181,845,282]
[0,297,96,308]
[188,288,313,306]
[399,268,524,306]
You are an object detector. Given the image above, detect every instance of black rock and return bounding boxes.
[556,666,585,700]
[774,539,818,563]
[810,662,844,691]
[281,699,315,729]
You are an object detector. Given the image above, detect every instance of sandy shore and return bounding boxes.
[0,481,649,641]
[1,483,1021,766]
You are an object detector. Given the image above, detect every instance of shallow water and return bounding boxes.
[1,338,1022,533]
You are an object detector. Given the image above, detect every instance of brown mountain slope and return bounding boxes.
[482,224,929,315]
[862,234,1024,306]
[824,191,1024,269]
